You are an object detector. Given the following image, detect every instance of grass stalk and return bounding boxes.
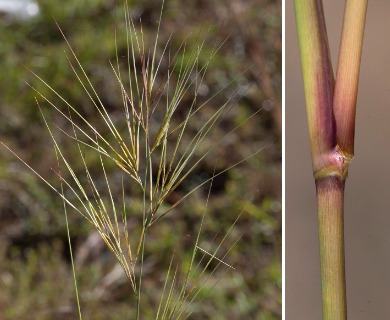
[295,0,368,318]
[334,0,368,155]
[316,176,346,320]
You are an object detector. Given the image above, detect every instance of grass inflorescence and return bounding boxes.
[1,1,274,318]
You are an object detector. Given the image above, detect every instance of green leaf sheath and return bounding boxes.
[294,0,336,174]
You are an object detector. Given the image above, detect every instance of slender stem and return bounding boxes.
[294,0,336,173]
[316,176,346,320]
[136,230,146,320]
[333,0,368,156]
[295,0,336,172]
[295,1,367,319]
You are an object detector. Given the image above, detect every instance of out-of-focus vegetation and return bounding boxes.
[0,0,281,319]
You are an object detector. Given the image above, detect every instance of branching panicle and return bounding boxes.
[1,2,261,318]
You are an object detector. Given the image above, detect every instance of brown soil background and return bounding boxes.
[286,1,390,319]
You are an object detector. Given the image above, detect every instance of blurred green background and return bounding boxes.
[0,0,281,319]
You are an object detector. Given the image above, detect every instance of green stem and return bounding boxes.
[316,176,346,320]
[294,0,336,172]
[136,229,146,320]
[333,0,368,155]
[295,0,368,319]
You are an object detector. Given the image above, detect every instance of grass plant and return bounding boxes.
[0,1,273,318]
[294,1,368,319]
